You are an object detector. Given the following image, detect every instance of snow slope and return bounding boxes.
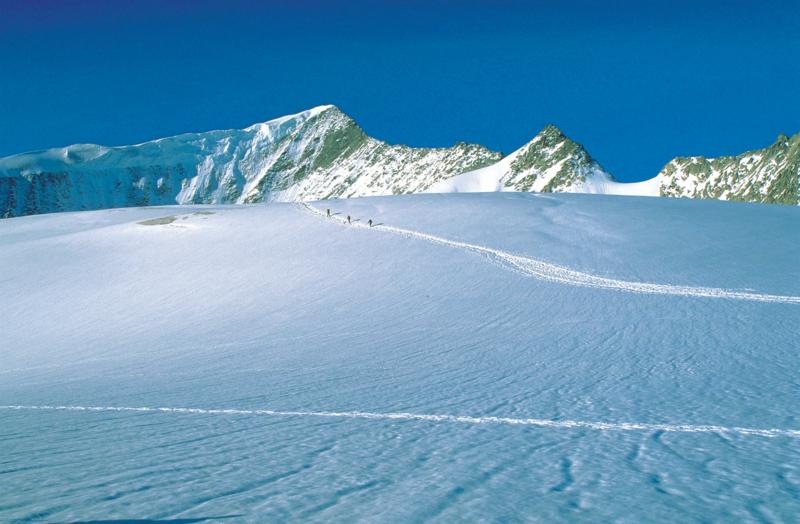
[1,193,799,521]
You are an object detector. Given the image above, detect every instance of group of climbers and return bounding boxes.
[326,208,374,228]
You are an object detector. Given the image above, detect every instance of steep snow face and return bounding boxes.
[0,106,500,217]
[1,193,799,521]
[428,125,619,194]
[657,133,800,205]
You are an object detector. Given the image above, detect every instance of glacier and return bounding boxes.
[1,192,799,521]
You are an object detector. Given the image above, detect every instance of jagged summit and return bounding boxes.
[535,123,568,141]
[774,132,793,145]
[657,131,800,205]
[427,124,616,194]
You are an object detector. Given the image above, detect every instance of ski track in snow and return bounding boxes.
[299,203,800,305]
[2,405,799,439]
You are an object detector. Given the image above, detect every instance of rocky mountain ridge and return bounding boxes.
[1,105,797,217]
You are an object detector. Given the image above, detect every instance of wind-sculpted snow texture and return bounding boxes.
[1,193,799,521]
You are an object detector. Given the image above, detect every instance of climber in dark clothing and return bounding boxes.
[346,215,351,224]
[368,219,373,227]
[326,208,331,217]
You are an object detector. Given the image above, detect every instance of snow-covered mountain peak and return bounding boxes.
[428,125,615,194]
[244,104,340,134]
[531,123,568,143]
[0,105,501,217]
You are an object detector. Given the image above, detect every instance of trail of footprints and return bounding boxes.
[301,203,800,305]
[7,204,798,442]
[2,405,799,439]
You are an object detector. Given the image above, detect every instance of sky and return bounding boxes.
[0,0,798,182]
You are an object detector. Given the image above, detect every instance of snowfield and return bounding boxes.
[1,192,799,522]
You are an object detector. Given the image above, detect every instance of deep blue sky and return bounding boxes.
[1,0,798,181]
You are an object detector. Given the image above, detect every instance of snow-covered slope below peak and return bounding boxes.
[425,152,516,193]
[572,171,662,196]
[1,193,799,521]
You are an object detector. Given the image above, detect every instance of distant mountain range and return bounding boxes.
[1,105,797,217]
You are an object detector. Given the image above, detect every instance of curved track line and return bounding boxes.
[300,203,800,304]
[2,405,798,439]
